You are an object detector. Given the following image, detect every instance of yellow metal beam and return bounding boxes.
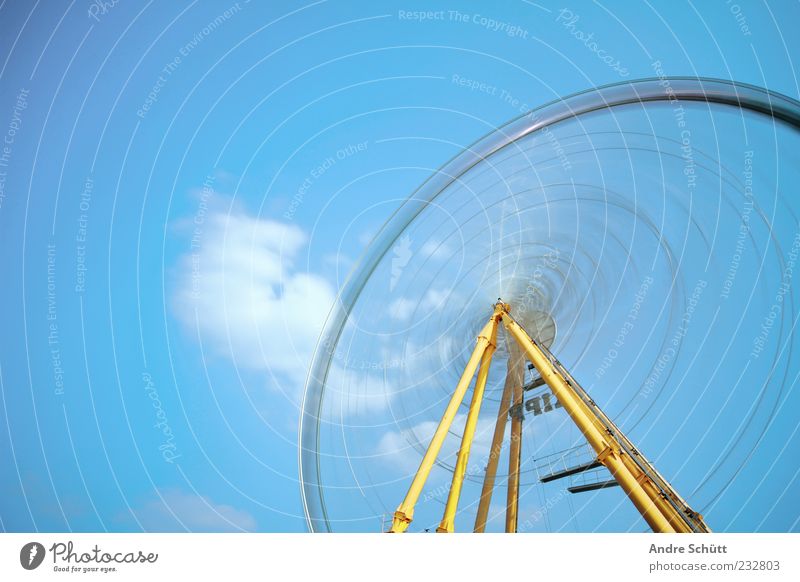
[501,311,676,533]
[437,318,499,532]
[553,356,706,532]
[473,338,517,532]
[388,312,499,533]
[619,452,693,533]
[505,340,525,533]
[389,301,708,534]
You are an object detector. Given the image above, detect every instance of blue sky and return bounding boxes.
[1,1,799,533]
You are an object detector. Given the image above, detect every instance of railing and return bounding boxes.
[533,444,597,482]
[510,312,709,532]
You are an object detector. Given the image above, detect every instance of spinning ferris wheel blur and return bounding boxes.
[299,78,800,533]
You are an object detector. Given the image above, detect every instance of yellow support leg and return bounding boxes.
[501,312,676,533]
[437,318,499,532]
[505,340,525,533]
[388,301,707,534]
[473,338,518,532]
[551,344,708,532]
[619,453,693,533]
[388,314,499,533]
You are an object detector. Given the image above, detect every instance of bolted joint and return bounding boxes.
[596,444,617,465]
[475,334,495,350]
[389,510,412,533]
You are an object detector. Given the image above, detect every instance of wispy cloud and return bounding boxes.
[130,489,256,532]
[388,288,452,321]
[388,297,415,321]
[172,207,336,392]
[375,413,502,476]
[420,240,451,260]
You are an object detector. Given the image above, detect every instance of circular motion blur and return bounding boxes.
[300,78,800,533]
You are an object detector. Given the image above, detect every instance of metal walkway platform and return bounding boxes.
[568,479,620,494]
[539,459,602,483]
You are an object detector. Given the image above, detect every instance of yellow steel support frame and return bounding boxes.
[388,308,502,533]
[436,318,498,532]
[473,338,517,532]
[552,357,705,532]
[501,308,709,533]
[501,313,674,533]
[505,341,525,533]
[388,302,709,533]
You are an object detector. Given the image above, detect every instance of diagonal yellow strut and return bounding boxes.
[388,308,502,533]
[473,337,519,532]
[436,317,498,532]
[501,311,674,532]
[505,340,525,532]
[389,301,709,533]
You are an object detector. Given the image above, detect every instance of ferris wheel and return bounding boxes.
[299,78,800,533]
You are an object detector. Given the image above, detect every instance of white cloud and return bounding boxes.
[375,413,503,476]
[132,489,257,532]
[172,209,336,390]
[323,252,353,273]
[423,288,449,308]
[420,240,451,260]
[388,289,451,322]
[376,418,445,474]
[325,362,396,416]
[388,297,415,321]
